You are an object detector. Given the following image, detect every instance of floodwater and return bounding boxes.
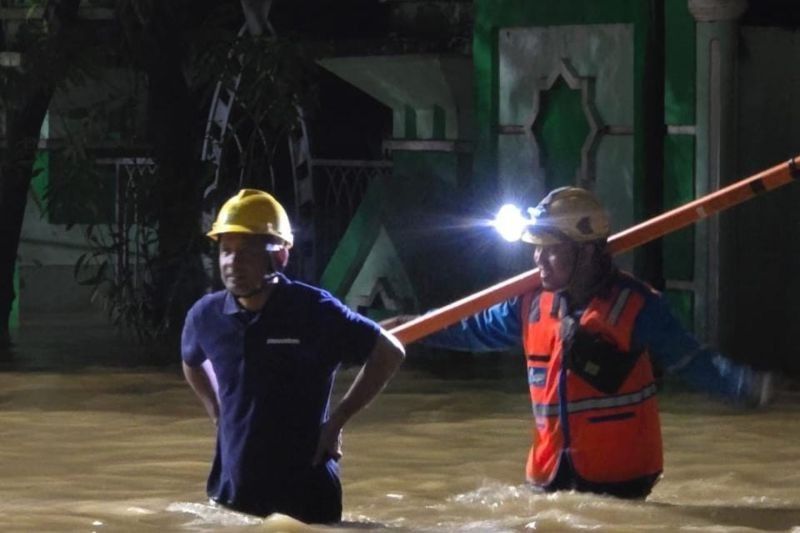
[2,314,800,532]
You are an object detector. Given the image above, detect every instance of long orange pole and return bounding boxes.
[390,155,800,345]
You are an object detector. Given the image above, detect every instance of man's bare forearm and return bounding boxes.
[182,361,220,426]
[329,330,405,428]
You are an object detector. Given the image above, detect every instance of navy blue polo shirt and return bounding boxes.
[181,273,380,517]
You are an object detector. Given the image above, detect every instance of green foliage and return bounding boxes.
[193,28,323,188]
[3,1,324,344]
[34,4,322,343]
[44,151,113,227]
[195,32,319,126]
[42,102,171,340]
[0,5,105,110]
[46,131,165,340]
[9,3,165,339]
[71,171,164,341]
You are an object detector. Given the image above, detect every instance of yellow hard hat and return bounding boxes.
[207,189,293,247]
[521,187,610,245]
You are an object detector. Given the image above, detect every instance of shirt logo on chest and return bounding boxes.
[266,338,300,345]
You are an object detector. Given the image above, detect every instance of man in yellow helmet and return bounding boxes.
[181,189,405,523]
[387,186,772,499]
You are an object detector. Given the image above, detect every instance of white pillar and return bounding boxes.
[689,0,746,345]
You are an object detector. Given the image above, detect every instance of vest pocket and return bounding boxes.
[564,328,642,394]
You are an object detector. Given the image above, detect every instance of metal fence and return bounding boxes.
[90,157,390,286]
[95,157,158,289]
[310,158,392,278]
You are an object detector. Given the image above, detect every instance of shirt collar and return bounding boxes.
[222,291,241,315]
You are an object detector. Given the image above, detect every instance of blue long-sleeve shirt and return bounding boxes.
[423,285,754,401]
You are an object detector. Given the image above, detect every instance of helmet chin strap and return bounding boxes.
[230,249,285,300]
[257,252,283,285]
[560,241,598,306]
[563,241,611,308]
[264,252,281,281]
[564,241,583,292]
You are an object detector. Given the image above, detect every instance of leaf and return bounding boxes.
[76,259,109,286]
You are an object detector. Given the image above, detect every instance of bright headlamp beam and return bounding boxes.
[493,204,529,242]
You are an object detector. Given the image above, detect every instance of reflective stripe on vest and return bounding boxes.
[532,382,658,418]
[521,273,663,487]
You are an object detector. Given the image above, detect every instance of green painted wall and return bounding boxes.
[10,150,50,331]
[392,150,463,189]
[320,151,465,308]
[475,1,702,328]
[662,135,695,282]
[346,227,418,320]
[473,0,646,187]
[662,0,696,329]
[664,289,693,330]
[10,266,19,331]
[664,0,695,125]
[319,182,384,297]
[404,105,418,138]
[474,0,651,276]
[662,136,694,328]
[31,151,49,209]
[532,78,590,191]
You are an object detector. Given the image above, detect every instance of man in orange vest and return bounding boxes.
[398,187,772,499]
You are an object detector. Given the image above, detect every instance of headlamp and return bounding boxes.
[493,203,535,242]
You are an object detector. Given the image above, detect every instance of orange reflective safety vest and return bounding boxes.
[521,275,663,487]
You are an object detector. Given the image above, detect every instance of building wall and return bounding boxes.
[17,68,148,319]
[473,0,659,282]
[19,152,98,315]
[662,0,697,328]
[723,26,800,373]
[472,1,800,373]
[495,23,636,274]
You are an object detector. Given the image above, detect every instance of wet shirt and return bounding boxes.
[181,273,380,514]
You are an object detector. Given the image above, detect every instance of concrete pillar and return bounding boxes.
[688,0,746,345]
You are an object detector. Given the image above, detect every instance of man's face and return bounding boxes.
[218,233,272,297]
[533,241,578,291]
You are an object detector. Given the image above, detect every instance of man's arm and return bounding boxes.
[182,361,220,427]
[312,329,405,465]
[381,298,523,353]
[426,298,522,352]
[634,291,771,405]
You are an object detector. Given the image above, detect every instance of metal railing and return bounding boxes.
[95,157,158,289]
[310,158,392,278]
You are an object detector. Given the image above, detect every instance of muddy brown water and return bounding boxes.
[1,313,799,532]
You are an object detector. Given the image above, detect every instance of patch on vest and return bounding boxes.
[528,367,546,388]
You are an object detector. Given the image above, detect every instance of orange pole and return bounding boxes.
[390,155,800,345]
